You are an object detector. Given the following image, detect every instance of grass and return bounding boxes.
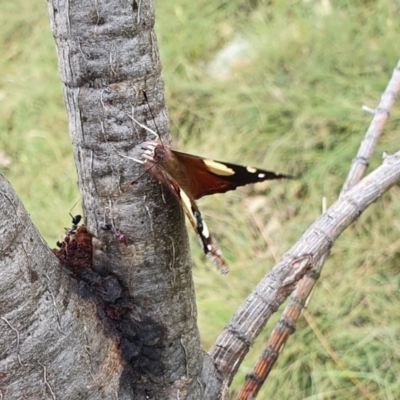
[1,0,400,398]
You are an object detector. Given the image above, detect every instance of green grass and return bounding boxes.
[1,0,400,398]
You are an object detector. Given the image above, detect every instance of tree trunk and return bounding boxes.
[0,0,224,398]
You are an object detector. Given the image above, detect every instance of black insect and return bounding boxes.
[63,214,82,241]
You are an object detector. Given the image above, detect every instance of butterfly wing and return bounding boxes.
[140,140,291,272]
[171,150,292,200]
[162,174,229,274]
[141,142,229,272]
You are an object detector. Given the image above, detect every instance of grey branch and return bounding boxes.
[211,149,400,382]
[341,58,400,195]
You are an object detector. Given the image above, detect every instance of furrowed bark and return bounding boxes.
[0,174,123,398]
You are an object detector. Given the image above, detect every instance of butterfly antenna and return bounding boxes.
[141,90,168,152]
[142,90,162,141]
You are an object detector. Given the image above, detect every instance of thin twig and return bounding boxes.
[341,58,400,196]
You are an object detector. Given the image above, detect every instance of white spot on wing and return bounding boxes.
[246,166,257,173]
[258,173,265,178]
[201,220,210,238]
[204,159,235,176]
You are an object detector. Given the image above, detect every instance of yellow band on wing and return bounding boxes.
[203,159,235,176]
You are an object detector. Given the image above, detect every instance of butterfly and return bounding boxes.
[129,117,292,274]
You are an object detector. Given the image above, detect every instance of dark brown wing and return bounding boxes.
[171,150,292,200]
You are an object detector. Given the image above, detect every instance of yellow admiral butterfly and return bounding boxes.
[130,118,292,273]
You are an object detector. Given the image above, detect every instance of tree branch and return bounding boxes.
[341,58,400,195]
[211,149,400,383]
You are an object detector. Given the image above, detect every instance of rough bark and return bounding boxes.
[0,174,123,399]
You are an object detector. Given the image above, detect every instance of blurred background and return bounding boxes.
[1,0,400,398]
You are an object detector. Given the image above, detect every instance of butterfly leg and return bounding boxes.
[126,114,160,141]
[118,153,145,164]
[141,141,160,164]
